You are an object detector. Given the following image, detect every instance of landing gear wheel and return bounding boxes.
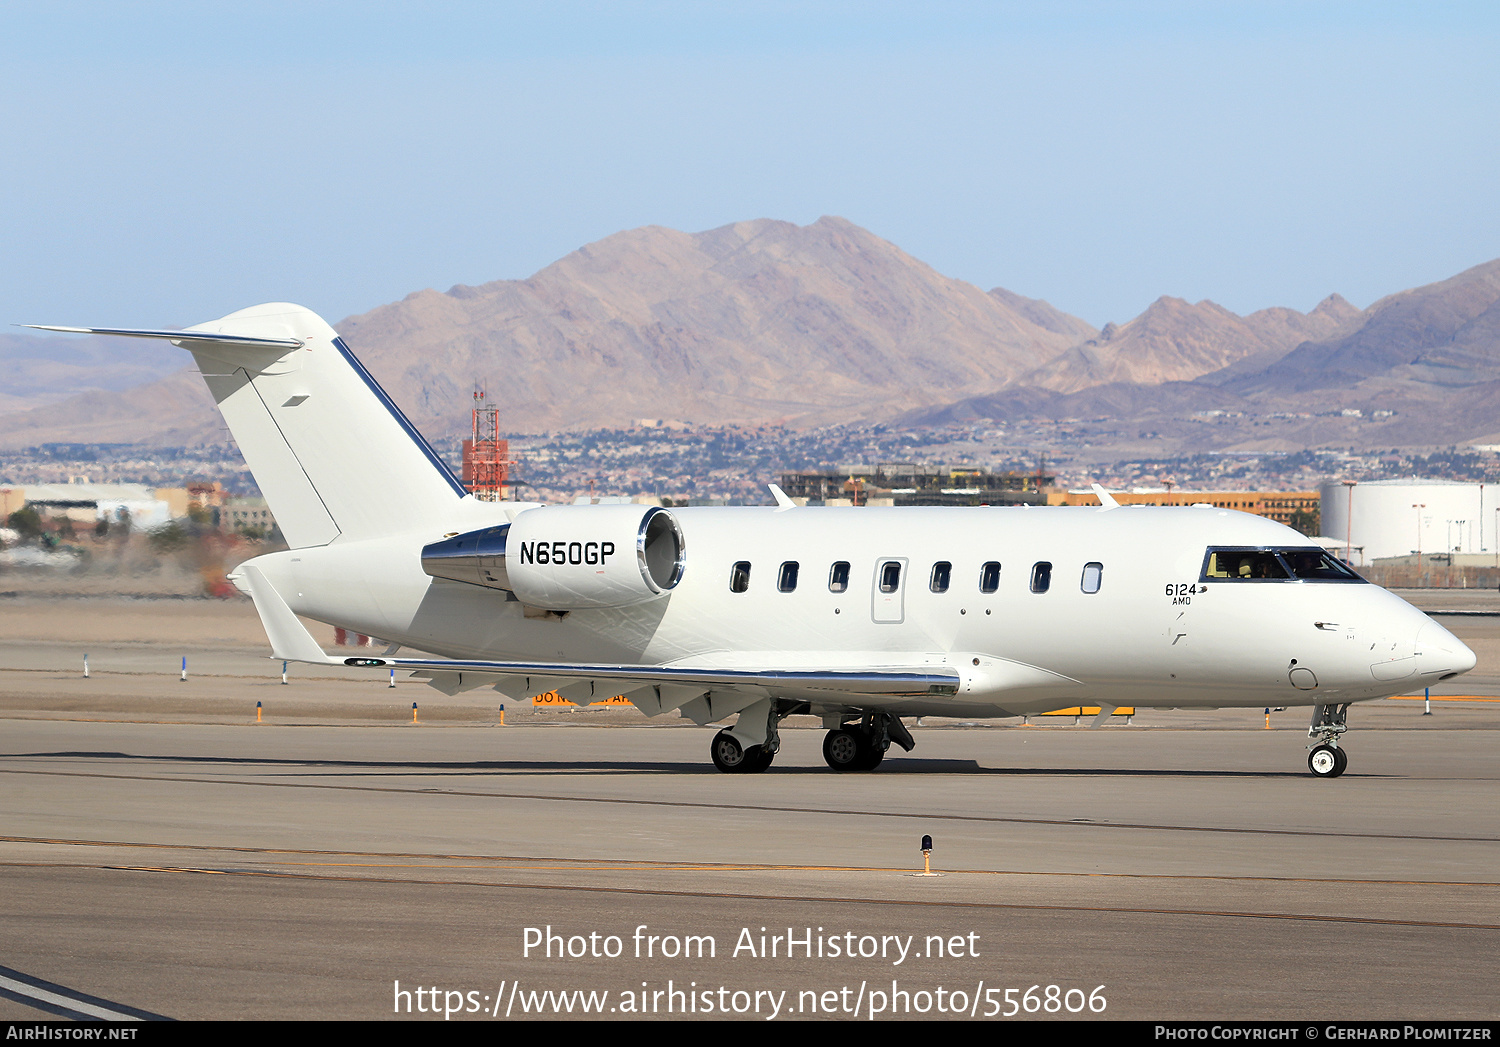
[823,728,868,772]
[1307,703,1351,779]
[711,730,773,774]
[711,729,749,773]
[862,746,885,770]
[1308,744,1341,778]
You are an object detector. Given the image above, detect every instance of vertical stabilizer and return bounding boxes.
[184,304,465,546]
[31,304,467,548]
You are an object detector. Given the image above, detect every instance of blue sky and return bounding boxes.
[3,1,1497,330]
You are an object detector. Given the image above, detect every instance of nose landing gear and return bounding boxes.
[1307,703,1350,778]
[1307,744,1347,777]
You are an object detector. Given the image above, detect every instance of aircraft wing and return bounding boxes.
[237,563,960,720]
[384,656,957,696]
[383,657,958,724]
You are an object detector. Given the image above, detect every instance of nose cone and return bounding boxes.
[1415,619,1478,680]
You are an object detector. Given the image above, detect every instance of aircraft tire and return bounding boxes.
[1308,744,1340,778]
[743,746,775,773]
[822,728,860,771]
[823,728,877,772]
[710,729,750,773]
[1331,747,1348,777]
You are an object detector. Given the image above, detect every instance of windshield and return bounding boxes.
[1201,547,1363,582]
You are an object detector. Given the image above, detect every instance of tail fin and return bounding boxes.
[30,304,465,547]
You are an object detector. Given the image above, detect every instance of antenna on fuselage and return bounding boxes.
[767,483,797,512]
[1090,483,1120,510]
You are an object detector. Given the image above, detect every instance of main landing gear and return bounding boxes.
[710,729,775,774]
[709,699,796,774]
[1307,702,1350,779]
[822,712,915,772]
[707,706,918,773]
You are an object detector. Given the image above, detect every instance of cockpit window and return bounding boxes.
[1279,549,1363,581]
[1201,547,1363,583]
[1204,550,1289,580]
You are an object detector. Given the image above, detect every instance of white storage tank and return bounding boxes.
[1319,478,1491,563]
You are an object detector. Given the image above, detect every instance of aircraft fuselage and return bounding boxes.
[247,501,1470,718]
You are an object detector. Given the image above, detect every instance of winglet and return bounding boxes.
[767,483,797,511]
[239,565,338,664]
[1090,483,1120,510]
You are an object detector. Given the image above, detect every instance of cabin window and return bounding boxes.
[1081,562,1103,594]
[730,561,751,593]
[778,561,799,592]
[1030,561,1052,594]
[930,561,951,593]
[829,561,850,592]
[879,560,902,593]
[979,561,1001,593]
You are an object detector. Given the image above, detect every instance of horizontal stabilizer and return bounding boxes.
[25,304,470,548]
[22,324,304,350]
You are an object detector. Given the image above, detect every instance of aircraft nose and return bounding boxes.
[1415,619,1477,680]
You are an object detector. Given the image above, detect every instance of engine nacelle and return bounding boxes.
[421,505,685,610]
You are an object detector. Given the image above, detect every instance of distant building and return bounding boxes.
[778,464,1054,507]
[222,497,277,537]
[1050,488,1320,529]
[0,487,23,520]
[2,479,260,536]
[4,481,173,530]
[570,494,662,506]
[1319,478,1492,564]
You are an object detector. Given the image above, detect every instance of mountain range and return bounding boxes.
[3,217,1500,455]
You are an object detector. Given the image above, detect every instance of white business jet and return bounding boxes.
[29,304,1477,777]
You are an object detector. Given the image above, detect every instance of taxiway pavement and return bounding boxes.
[0,597,1495,1021]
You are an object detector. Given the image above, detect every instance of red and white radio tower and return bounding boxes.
[462,388,513,501]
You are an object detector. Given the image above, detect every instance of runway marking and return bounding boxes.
[2,837,1497,887]
[0,964,172,1021]
[24,864,1499,932]
[2,766,1497,843]
[1388,695,1500,703]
